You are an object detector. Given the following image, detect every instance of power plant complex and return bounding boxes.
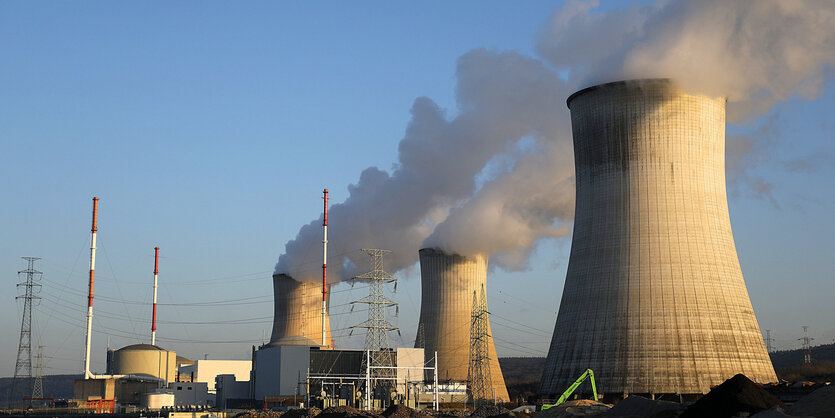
[9,78,781,413]
[540,79,777,397]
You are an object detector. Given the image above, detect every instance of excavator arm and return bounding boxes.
[540,369,598,410]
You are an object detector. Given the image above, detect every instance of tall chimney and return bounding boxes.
[82,197,99,379]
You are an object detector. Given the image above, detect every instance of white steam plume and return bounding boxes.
[275,50,574,281]
[538,0,835,121]
[276,0,835,281]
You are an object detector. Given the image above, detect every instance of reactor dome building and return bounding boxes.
[416,248,509,402]
[540,79,777,397]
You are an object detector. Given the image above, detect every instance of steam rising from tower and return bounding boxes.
[540,79,777,396]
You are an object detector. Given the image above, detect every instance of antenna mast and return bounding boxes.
[322,188,328,347]
[152,246,159,346]
[83,197,98,379]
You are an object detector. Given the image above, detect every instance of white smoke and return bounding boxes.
[276,0,835,280]
[275,50,575,281]
[538,0,835,121]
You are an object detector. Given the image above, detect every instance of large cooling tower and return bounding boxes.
[540,79,776,397]
[268,274,333,348]
[416,248,509,401]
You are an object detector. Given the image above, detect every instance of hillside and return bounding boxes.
[0,374,78,404]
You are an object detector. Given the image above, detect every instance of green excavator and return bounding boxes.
[540,369,599,410]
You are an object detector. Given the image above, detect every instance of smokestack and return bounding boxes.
[267,274,333,348]
[151,246,159,346]
[415,248,508,401]
[322,188,328,347]
[83,196,98,380]
[540,79,777,397]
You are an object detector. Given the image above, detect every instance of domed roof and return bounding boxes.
[176,355,194,365]
[117,343,166,352]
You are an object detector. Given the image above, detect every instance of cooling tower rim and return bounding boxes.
[418,247,487,262]
[566,78,673,109]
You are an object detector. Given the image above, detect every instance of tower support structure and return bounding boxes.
[8,257,42,408]
[351,249,399,402]
[800,326,813,365]
[32,345,44,400]
[468,285,493,403]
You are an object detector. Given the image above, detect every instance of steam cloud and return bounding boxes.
[538,0,835,121]
[276,0,835,282]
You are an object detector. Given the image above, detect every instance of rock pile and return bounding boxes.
[600,396,683,418]
[786,385,835,417]
[680,374,785,418]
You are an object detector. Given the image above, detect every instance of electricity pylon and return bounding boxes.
[8,257,42,408]
[468,284,493,403]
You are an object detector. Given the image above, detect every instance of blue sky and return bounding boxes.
[1,1,833,378]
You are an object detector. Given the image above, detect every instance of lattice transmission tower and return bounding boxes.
[351,249,399,394]
[8,257,42,408]
[799,326,814,365]
[468,284,493,403]
[32,346,44,400]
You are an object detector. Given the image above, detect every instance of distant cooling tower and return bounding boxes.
[540,79,777,397]
[416,248,509,401]
[268,274,333,348]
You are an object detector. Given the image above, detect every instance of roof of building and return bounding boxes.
[117,343,166,352]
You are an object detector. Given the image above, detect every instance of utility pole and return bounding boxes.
[799,326,813,365]
[351,249,399,407]
[468,284,493,404]
[8,257,42,408]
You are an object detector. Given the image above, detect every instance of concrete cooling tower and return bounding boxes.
[540,79,777,398]
[416,248,509,402]
[268,274,333,348]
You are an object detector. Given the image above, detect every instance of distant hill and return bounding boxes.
[0,374,78,404]
[498,357,545,384]
[770,343,835,368]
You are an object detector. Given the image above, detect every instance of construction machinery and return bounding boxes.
[540,369,598,410]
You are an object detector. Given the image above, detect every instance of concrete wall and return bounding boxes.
[415,248,509,401]
[168,382,209,406]
[253,345,309,400]
[396,348,424,397]
[269,274,333,348]
[540,79,777,396]
[178,360,251,392]
[216,374,251,408]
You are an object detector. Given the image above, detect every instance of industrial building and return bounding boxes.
[250,345,437,410]
[177,359,251,405]
[540,79,778,398]
[415,248,509,402]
